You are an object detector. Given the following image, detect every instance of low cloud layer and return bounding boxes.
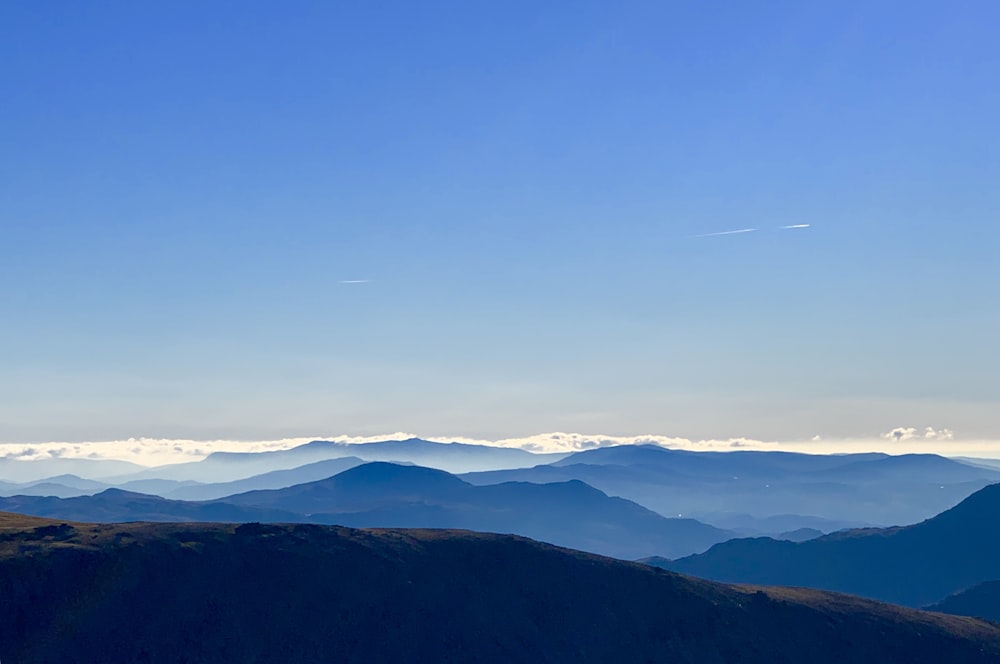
[0,433,771,465]
[1,428,995,467]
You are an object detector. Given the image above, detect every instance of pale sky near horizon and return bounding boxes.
[2,2,999,451]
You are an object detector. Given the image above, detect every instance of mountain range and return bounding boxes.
[103,438,568,484]
[0,439,1000,557]
[0,462,733,560]
[463,445,1000,527]
[7,441,1000,537]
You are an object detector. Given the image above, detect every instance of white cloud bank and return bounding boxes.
[881,426,955,442]
[1,427,997,466]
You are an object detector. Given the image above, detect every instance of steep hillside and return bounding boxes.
[652,482,1000,607]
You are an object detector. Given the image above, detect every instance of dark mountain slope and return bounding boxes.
[652,482,1000,607]
[927,580,1000,623]
[219,462,471,510]
[0,516,998,663]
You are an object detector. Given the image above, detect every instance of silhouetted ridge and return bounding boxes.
[553,444,680,466]
[329,461,468,491]
[925,481,1000,526]
[94,488,151,499]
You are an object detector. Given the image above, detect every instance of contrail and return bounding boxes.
[781,224,810,229]
[339,280,370,284]
[692,228,758,238]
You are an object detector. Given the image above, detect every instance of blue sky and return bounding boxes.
[2,1,999,448]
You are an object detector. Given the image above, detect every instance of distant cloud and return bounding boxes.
[446,432,780,454]
[2,447,38,460]
[0,433,779,465]
[883,427,915,441]
[692,228,758,238]
[0,433,434,466]
[881,426,954,442]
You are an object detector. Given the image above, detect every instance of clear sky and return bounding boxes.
[2,1,999,451]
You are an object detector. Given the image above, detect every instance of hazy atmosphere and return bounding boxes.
[3,1,998,455]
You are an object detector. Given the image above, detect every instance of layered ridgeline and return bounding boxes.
[649,482,1000,608]
[0,462,732,560]
[0,438,568,485]
[4,440,1000,534]
[1,514,999,663]
[463,445,1000,529]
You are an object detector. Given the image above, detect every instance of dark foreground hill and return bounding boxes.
[0,514,999,663]
[650,482,1000,607]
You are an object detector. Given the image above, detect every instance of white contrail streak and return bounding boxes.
[339,280,371,284]
[692,228,758,238]
[781,224,811,229]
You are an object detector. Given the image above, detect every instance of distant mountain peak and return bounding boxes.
[331,461,469,488]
